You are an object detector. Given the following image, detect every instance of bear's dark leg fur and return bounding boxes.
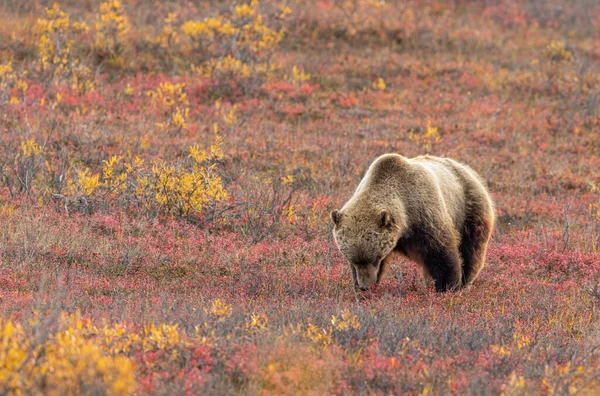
[351,265,359,289]
[423,244,463,292]
[400,228,463,292]
[460,211,493,286]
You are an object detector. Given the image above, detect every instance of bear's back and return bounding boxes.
[408,156,467,230]
[350,154,491,232]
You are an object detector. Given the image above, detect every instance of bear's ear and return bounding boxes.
[330,210,342,227]
[380,210,394,229]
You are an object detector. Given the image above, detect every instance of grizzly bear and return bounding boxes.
[331,154,495,292]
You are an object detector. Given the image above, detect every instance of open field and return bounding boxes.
[1,0,600,394]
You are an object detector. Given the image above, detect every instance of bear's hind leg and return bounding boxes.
[460,212,493,286]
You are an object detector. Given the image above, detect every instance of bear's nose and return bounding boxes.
[359,286,368,291]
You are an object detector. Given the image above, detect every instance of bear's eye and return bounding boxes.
[371,257,381,266]
[353,260,369,267]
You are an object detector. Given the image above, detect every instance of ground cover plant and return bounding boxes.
[1,0,600,394]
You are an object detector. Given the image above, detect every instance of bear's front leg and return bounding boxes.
[351,265,360,289]
[375,255,389,284]
[423,244,462,292]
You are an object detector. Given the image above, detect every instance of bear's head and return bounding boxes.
[331,205,402,290]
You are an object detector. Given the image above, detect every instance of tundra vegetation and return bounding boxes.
[0,0,600,394]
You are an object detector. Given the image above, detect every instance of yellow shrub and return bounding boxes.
[147,81,190,132]
[182,0,287,83]
[0,321,29,389]
[246,313,269,332]
[286,65,311,84]
[143,323,186,352]
[331,309,360,331]
[209,299,233,322]
[0,317,135,395]
[19,139,43,158]
[372,77,386,91]
[77,168,102,195]
[67,155,128,198]
[181,17,236,42]
[304,323,332,351]
[544,41,573,62]
[37,4,74,73]
[195,55,253,81]
[0,62,28,104]
[148,158,227,217]
[36,4,93,92]
[135,135,228,218]
[148,81,188,108]
[59,135,227,219]
[215,100,239,126]
[155,13,180,48]
[95,1,130,57]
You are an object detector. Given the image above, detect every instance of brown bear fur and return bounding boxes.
[331,154,495,292]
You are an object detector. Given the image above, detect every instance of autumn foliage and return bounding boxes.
[1,0,600,394]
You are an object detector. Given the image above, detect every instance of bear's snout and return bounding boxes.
[354,263,379,289]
